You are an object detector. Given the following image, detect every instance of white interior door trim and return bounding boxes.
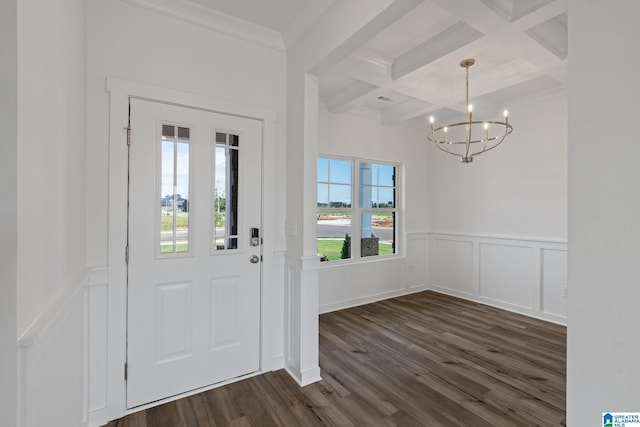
[106,77,277,420]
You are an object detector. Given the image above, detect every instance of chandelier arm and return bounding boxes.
[481,127,489,152]
[436,133,452,153]
[469,124,513,156]
[434,142,454,155]
[465,122,472,159]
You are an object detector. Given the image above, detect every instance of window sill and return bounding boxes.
[317,253,403,268]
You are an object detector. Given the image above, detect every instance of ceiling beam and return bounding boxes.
[391,21,484,80]
[327,81,381,113]
[330,48,393,88]
[308,0,425,75]
[380,99,434,124]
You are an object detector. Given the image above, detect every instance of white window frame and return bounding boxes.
[317,154,401,264]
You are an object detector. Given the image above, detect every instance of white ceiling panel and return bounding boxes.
[479,74,563,104]
[151,0,568,128]
[479,0,554,22]
[318,72,356,100]
[525,12,568,59]
[362,92,415,112]
[362,1,452,58]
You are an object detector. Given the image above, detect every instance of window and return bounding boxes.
[317,156,398,262]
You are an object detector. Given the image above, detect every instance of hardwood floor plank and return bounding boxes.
[184,394,218,426]
[260,371,327,427]
[145,402,185,427]
[106,291,566,426]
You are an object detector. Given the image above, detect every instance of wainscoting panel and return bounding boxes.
[541,248,568,318]
[479,243,533,309]
[88,268,108,427]
[406,233,428,290]
[432,237,474,296]
[429,233,567,324]
[18,274,89,427]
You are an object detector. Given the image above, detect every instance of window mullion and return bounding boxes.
[352,159,360,259]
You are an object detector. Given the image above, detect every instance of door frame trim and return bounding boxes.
[106,77,277,420]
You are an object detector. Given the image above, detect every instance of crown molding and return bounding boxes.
[121,0,286,52]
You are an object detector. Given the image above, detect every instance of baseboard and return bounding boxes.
[284,365,322,387]
[319,285,428,314]
[270,355,285,371]
[87,407,107,427]
[431,287,567,326]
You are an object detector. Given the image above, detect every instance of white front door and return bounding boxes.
[126,98,262,408]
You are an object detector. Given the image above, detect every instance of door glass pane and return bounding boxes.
[162,124,175,137]
[213,132,239,251]
[160,124,190,255]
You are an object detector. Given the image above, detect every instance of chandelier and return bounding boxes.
[427,59,513,163]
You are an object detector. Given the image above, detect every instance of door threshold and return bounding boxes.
[124,369,263,415]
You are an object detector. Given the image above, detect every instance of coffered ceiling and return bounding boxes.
[127,0,568,128]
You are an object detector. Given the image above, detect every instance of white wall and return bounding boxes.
[317,106,429,311]
[427,95,568,240]
[0,0,18,425]
[567,2,640,425]
[17,0,87,336]
[14,1,87,426]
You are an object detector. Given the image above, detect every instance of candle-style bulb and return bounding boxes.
[468,104,473,112]
[503,110,509,118]
[484,122,489,130]
[429,116,434,124]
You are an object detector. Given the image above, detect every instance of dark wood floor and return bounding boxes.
[107,291,566,426]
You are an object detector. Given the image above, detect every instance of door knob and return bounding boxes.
[249,255,260,263]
